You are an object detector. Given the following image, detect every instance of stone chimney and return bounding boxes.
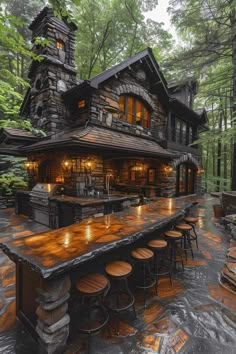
[28,7,77,133]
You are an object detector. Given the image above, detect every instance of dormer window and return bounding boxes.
[119,95,151,128]
[56,39,64,50]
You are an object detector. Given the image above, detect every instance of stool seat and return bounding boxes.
[131,247,154,260]
[76,273,108,294]
[105,261,132,277]
[148,239,167,249]
[164,230,182,238]
[184,217,198,223]
[176,223,192,231]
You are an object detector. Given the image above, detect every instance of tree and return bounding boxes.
[167,0,236,191]
[74,0,172,79]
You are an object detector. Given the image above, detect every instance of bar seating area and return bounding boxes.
[69,207,200,352]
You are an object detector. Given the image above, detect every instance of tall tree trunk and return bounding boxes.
[216,110,223,192]
[231,8,236,190]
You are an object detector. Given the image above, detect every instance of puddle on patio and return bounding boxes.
[1,197,236,353]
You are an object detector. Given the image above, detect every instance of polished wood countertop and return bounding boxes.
[0,198,196,279]
[49,193,140,206]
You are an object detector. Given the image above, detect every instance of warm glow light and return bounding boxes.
[64,232,71,247]
[197,168,204,175]
[24,160,38,171]
[105,214,111,229]
[164,165,173,173]
[137,205,142,217]
[86,225,92,241]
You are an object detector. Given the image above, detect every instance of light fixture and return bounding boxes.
[24,160,38,171]
[197,168,204,175]
[82,157,96,171]
[61,159,75,171]
[133,162,144,171]
[164,164,174,173]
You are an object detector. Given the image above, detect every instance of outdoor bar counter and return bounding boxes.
[0,197,196,353]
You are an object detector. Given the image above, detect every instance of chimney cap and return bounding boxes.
[29,6,77,32]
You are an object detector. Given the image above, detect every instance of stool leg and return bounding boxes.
[192,223,199,249]
[187,231,194,260]
[124,278,136,319]
[143,263,147,309]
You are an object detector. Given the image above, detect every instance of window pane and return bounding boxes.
[182,122,187,145]
[119,96,125,112]
[143,108,150,128]
[128,97,134,123]
[179,165,186,193]
[176,119,181,143]
[188,167,193,193]
[136,100,142,125]
[119,96,126,121]
[189,127,193,144]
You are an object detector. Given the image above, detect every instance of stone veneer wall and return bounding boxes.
[89,62,168,141]
[29,9,77,133]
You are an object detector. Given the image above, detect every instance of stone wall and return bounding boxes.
[89,62,168,141]
[29,8,77,133]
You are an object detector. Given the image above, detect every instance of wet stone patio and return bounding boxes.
[1,197,236,353]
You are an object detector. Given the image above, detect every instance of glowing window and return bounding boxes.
[78,100,86,108]
[119,95,151,128]
[56,39,64,50]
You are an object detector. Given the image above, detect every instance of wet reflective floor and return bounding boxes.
[1,198,236,353]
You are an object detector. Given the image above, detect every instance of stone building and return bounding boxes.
[0,7,207,227]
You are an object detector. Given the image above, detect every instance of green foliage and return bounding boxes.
[74,0,173,78]
[167,0,236,192]
[0,156,28,196]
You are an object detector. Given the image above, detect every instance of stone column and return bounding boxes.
[35,274,71,354]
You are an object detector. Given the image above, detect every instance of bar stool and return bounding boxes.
[131,247,155,308]
[104,261,136,335]
[76,273,109,353]
[184,216,199,249]
[147,239,172,295]
[164,230,184,271]
[175,223,194,261]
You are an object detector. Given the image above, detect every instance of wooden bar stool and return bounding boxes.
[175,223,194,261]
[164,230,184,271]
[104,261,136,335]
[76,273,109,353]
[184,216,199,249]
[147,239,172,295]
[131,247,155,308]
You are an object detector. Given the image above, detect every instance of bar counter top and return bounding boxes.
[0,198,196,279]
[49,193,140,206]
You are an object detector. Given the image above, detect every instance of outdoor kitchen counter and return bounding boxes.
[0,198,195,279]
[0,197,196,353]
[49,193,140,206]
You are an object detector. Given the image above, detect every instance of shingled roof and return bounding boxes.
[21,125,173,158]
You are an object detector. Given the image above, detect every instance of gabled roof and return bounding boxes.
[63,48,169,101]
[21,124,173,159]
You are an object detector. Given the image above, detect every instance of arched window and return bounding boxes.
[119,95,151,128]
[56,39,65,50]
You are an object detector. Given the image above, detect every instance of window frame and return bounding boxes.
[171,115,197,146]
[119,95,151,129]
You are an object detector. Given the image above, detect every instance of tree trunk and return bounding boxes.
[231,8,236,190]
[216,111,223,192]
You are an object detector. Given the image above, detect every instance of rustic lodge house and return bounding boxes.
[0,7,207,228]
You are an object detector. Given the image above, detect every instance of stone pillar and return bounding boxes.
[35,274,71,354]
